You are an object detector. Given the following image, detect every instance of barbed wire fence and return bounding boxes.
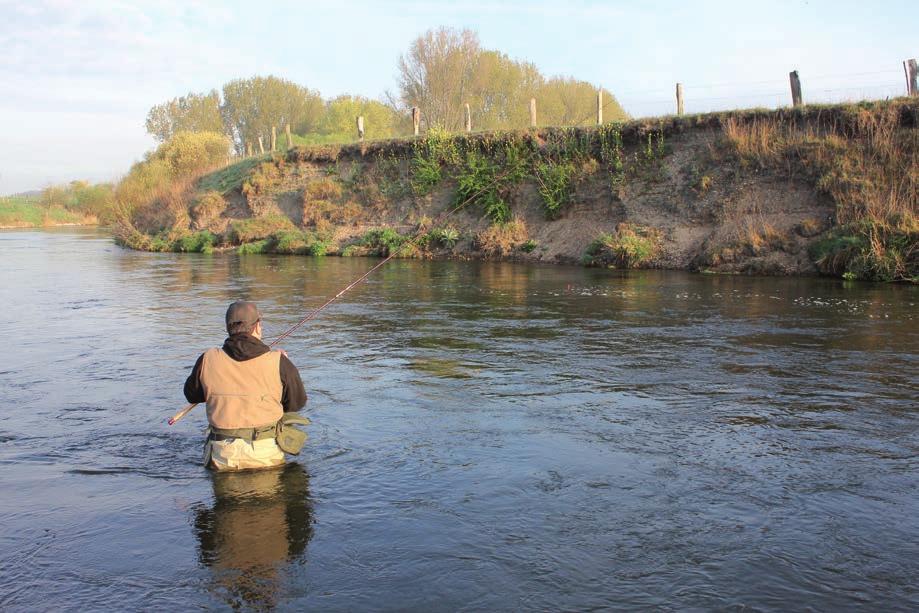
[230,58,918,164]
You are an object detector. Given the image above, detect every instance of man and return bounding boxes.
[184,300,308,471]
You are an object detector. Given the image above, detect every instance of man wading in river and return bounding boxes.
[184,301,310,471]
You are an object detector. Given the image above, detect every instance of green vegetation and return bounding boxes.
[0,182,114,228]
[411,128,458,195]
[533,160,575,219]
[144,27,627,152]
[227,215,296,243]
[197,156,266,194]
[810,217,917,282]
[584,224,662,268]
[352,227,416,257]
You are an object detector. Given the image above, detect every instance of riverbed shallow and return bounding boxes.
[0,229,916,610]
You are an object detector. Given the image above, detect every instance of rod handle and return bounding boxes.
[168,402,198,425]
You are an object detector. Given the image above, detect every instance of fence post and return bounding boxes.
[789,70,803,107]
[285,124,292,149]
[412,107,420,136]
[464,103,472,132]
[529,98,537,128]
[597,89,603,124]
[676,83,684,116]
[271,126,277,152]
[357,116,365,142]
[905,59,919,96]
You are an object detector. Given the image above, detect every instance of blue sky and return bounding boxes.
[0,0,915,194]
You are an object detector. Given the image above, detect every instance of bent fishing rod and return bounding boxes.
[168,173,505,426]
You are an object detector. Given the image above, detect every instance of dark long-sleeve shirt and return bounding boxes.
[184,333,307,412]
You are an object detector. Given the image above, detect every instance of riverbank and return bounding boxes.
[0,192,101,229]
[115,98,918,282]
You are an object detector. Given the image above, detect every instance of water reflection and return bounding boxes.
[192,463,313,610]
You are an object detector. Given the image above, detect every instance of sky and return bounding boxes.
[0,0,916,195]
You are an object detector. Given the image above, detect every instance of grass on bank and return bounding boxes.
[115,99,917,281]
[720,100,918,281]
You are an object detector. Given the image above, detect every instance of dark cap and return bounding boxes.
[225,300,261,332]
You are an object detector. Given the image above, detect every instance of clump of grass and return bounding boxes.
[241,156,285,199]
[176,230,217,253]
[583,224,662,268]
[228,215,296,243]
[270,229,330,256]
[521,239,538,253]
[533,159,575,219]
[348,227,417,257]
[810,215,917,282]
[304,177,343,201]
[197,156,265,194]
[474,219,529,256]
[426,226,460,249]
[237,240,270,254]
[190,191,226,228]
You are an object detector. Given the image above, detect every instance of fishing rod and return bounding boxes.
[168,171,504,426]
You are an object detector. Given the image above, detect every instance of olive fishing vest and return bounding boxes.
[200,348,284,429]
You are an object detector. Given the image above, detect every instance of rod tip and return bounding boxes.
[167,418,176,426]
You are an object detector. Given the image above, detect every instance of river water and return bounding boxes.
[0,228,916,611]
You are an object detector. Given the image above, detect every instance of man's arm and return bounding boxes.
[280,354,307,412]
[184,354,206,403]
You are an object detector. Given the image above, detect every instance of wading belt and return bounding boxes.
[208,423,277,442]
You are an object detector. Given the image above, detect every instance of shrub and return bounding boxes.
[356,227,417,257]
[428,226,460,249]
[156,131,230,177]
[455,151,510,223]
[584,224,662,268]
[534,159,575,220]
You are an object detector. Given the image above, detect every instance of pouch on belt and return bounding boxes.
[275,413,311,455]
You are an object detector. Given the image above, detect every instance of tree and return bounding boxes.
[397,27,481,131]
[145,91,224,142]
[319,96,400,141]
[222,76,324,153]
[397,27,629,132]
[538,79,628,127]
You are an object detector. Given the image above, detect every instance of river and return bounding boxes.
[0,228,916,611]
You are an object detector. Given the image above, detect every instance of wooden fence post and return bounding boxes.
[412,107,420,136]
[905,59,919,96]
[258,137,265,154]
[789,70,803,107]
[285,124,292,149]
[465,103,472,132]
[529,98,537,128]
[271,126,277,151]
[676,83,684,116]
[357,116,365,142]
[597,89,603,124]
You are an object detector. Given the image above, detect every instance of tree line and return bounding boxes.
[146,27,628,152]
